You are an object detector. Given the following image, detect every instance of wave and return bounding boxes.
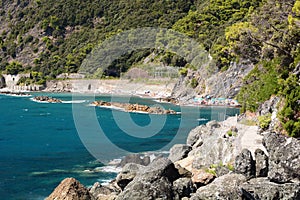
[97,179,113,186]
[95,166,122,173]
[2,93,32,97]
[61,100,87,104]
[30,98,50,103]
[197,118,209,121]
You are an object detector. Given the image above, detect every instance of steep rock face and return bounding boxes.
[171,75,197,103]
[205,61,254,99]
[171,61,254,102]
[263,133,300,183]
[46,178,95,200]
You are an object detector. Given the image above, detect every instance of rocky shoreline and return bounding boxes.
[91,100,178,115]
[46,117,300,200]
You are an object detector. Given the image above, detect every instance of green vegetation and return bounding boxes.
[0,0,194,77]
[237,60,280,113]
[205,168,217,177]
[278,75,300,137]
[226,130,237,137]
[190,78,198,88]
[5,61,24,75]
[258,114,272,130]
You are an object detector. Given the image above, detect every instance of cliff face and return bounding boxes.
[171,61,254,103]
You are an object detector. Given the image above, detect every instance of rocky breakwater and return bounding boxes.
[47,117,300,200]
[33,96,62,103]
[92,100,177,115]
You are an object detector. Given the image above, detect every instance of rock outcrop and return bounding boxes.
[171,61,254,103]
[33,96,62,103]
[47,178,95,200]
[44,80,73,92]
[92,101,177,115]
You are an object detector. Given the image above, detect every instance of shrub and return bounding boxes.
[258,114,272,130]
[179,67,188,76]
[190,77,198,88]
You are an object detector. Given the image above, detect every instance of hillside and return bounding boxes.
[0,0,299,137]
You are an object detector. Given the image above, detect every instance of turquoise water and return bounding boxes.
[0,93,239,199]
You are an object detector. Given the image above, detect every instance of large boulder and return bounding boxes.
[234,149,256,180]
[89,182,119,200]
[169,144,192,163]
[241,178,300,200]
[190,174,247,200]
[46,178,95,200]
[206,120,221,129]
[191,137,236,169]
[116,158,180,200]
[116,176,173,200]
[116,163,145,190]
[173,178,196,200]
[186,126,205,147]
[263,133,300,183]
[118,154,150,167]
[255,148,268,177]
[186,121,220,147]
[191,169,215,186]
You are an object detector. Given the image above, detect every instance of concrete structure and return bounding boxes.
[2,73,30,88]
[1,73,44,91]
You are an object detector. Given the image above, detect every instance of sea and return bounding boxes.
[0,93,239,200]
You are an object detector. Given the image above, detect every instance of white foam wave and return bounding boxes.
[2,93,32,97]
[30,98,49,103]
[97,179,113,186]
[95,166,122,173]
[197,118,209,121]
[62,100,87,104]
